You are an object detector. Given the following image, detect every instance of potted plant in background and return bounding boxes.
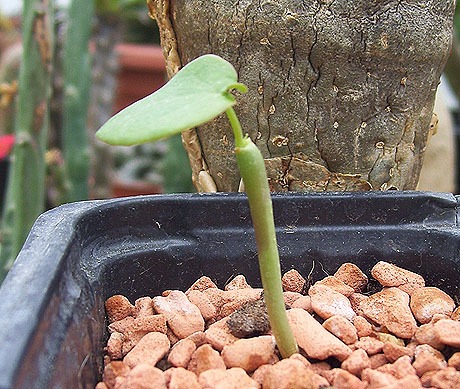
[95,0,166,115]
[0,0,194,273]
[91,0,195,199]
[110,142,166,197]
[90,0,168,199]
[113,42,165,115]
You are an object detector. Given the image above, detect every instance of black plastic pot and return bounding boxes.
[0,192,459,388]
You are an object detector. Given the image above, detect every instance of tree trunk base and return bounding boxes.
[149,0,455,193]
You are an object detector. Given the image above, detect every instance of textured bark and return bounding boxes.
[154,0,455,192]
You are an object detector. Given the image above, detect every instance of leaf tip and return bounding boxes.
[226,82,248,94]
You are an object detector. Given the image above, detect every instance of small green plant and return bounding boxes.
[96,54,298,358]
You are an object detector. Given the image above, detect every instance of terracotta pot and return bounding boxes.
[109,44,167,197]
[114,43,166,113]
[110,178,163,198]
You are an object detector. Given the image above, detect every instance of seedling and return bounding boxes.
[96,54,298,358]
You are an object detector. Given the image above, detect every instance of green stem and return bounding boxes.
[0,0,54,279]
[225,107,244,148]
[61,0,94,202]
[225,107,298,358]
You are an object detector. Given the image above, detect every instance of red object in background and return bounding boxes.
[0,135,14,210]
[110,179,163,198]
[114,44,167,113]
[0,135,15,160]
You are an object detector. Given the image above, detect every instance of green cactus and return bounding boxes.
[60,0,94,202]
[0,0,55,278]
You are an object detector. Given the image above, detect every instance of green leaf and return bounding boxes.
[96,54,246,146]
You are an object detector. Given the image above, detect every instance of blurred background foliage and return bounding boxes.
[96,0,160,44]
[446,5,460,102]
[0,0,194,278]
[0,0,194,202]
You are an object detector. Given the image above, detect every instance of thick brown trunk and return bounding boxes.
[150,0,455,192]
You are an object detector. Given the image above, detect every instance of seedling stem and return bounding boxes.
[225,106,298,358]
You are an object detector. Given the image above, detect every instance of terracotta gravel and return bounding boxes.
[97,262,460,388]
